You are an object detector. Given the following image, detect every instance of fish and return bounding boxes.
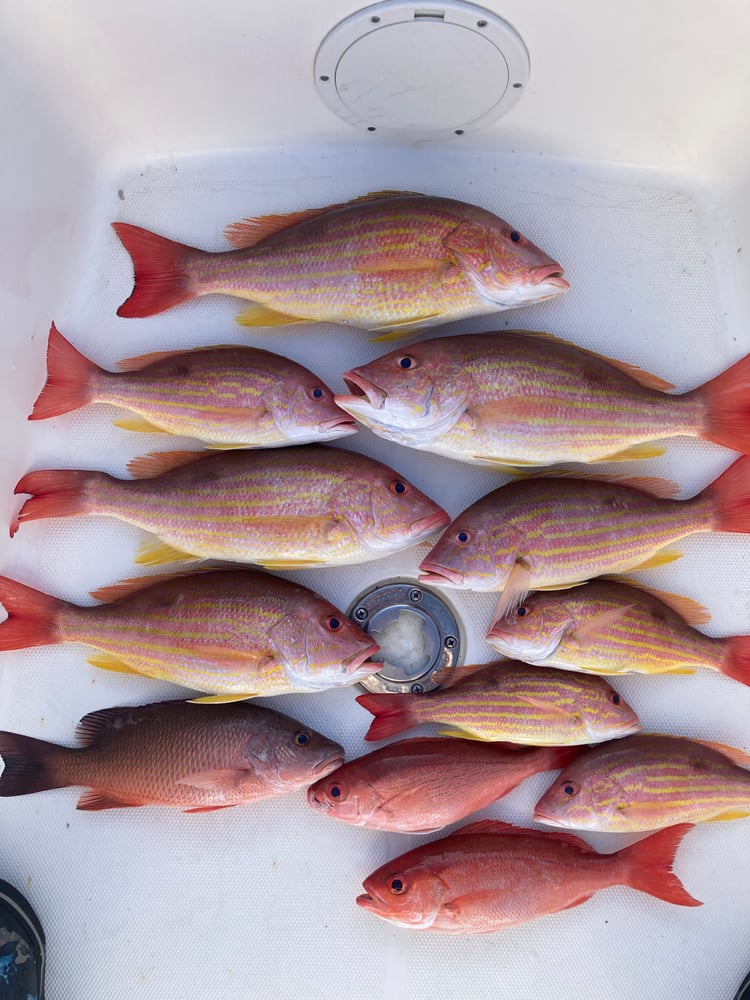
[356,819,701,932]
[355,661,640,745]
[11,445,450,568]
[487,579,750,686]
[307,737,578,833]
[533,733,750,832]
[0,699,344,812]
[418,456,750,617]
[29,323,356,447]
[335,330,750,464]
[0,569,380,699]
[112,191,568,332]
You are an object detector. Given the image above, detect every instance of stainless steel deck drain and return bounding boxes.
[349,580,463,694]
[314,0,530,139]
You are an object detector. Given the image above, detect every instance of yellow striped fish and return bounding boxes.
[534,733,750,832]
[0,570,380,699]
[336,331,750,465]
[419,457,750,616]
[12,445,449,568]
[29,323,356,447]
[487,579,750,686]
[356,661,640,746]
[112,192,568,332]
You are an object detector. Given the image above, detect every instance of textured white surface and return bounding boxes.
[0,146,748,1000]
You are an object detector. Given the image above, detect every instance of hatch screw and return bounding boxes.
[354,607,368,621]
[444,635,457,649]
[411,683,424,694]
[409,588,423,603]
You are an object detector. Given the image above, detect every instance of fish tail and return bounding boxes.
[618,824,702,907]
[0,731,69,796]
[112,222,200,318]
[355,693,418,741]
[720,635,750,687]
[11,469,99,537]
[28,322,101,420]
[539,745,582,772]
[698,352,750,454]
[0,576,66,650]
[706,456,750,534]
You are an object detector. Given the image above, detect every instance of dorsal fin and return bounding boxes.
[126,450,208,479]
[453,818,595,851]
[90,566,222,603]
[506,330,675,392]
[608,577,711,626]
[117,344,242,371]
[526,468,679,499]
[643,733,750,769]
[224,191,419,249]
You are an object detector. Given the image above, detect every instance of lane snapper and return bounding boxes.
[356,661,639,746]
[419,456,750,617]
[29,323,355,447]
[534,734,750,832]
[336,330,750,465]
[0,569,379,700]
[357,820,700,932]
[12,445,449,569]
[487,579,750,686]
[113,192,568,333]
[307,737,578,833]
[0,700,344,812]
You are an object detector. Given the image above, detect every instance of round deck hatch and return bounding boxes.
[314,1,529,139]
[349,580,463,694]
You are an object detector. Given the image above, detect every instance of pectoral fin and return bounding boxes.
[113,415,170,434]
[235,304,306,328]
[598,444,667,462]
[437,727,491,741]
[135,539,202,566]
[87,652,142,674]
[187,693,257,704]
[370,313,443,341]
[494,559,532,619]
[570,605,636,645]
[177,768,250,791]
[627,547,683,571]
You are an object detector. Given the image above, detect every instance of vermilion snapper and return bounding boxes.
[336,331,750,465]
[112,192,568,333]
[487,579,750,686]
[419,457,750,617]
[0,700,344,812]
[356,661,640,746]
[29,323,356,447]
[357,820,700,932]
[307,738,578,833]
[534,734,750,832]
[11,446,450,568]
[0,570,379,699]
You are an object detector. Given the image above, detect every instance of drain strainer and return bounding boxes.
[349,580,462,694]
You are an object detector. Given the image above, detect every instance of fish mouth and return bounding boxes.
[410,510,451,539]
[340,371,387,409]
[313,750,345,776]
[529,264,569,290]
[343,641,382,672]
[418,560,464,587]
[532,806,567,827]
[319,413,359,436]
[306,785,330,811]
[356,892,379,913]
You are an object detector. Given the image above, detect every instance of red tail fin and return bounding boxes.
[0,731,68,796]
[706,456,750,534]
[699,353,750,454]
[0,576,65,650]
[29,323,100,420]
[356,693,419,741]
[617,823,702,907]
[11,469,99,537]
[720,635,750,687]
[536,745,582,773]
[112,222,199,318]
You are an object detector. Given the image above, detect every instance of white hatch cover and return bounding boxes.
[314,0,530,138]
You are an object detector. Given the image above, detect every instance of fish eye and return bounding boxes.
[388,875,407,894]
[562,780,578,797]
[295,732,311,746]
[328,783,345,801]
[611,692,621,705]
[509,230,522,243]
[325,616,342,632]
[456,530,471,544]
[516,606,528,617]
[309,386,325,400]
[398,356,415,370]
[390,479,408,495]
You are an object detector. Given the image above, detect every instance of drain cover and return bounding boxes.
[314,0,530,139]
[349,580,462,693]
